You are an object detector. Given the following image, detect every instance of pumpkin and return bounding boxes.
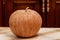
[9,7,42,37]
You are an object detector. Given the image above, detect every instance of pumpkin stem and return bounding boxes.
[25,7,29,12]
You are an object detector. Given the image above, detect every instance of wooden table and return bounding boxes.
[0,27,60,40]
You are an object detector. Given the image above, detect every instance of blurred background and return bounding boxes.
[0,0,60,27]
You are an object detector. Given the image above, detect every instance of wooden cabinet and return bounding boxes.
[47,0,60,27]
[3,0,42,27]
[2,0,60,27]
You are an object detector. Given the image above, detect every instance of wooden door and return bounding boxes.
[0,0,2,26]
[47,0,60,27]
[47,0,56,27]
[4,0,43,27]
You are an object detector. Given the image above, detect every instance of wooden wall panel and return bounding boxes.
[4,0,13,26]
[47,0,56,27]
[13,0,37,11]
[14,0,37,1]
[41,0,47,27]
[0,0,2,26]
[13,3,35,11]
[56,0,60,27]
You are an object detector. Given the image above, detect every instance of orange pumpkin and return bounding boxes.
[9,7,42,37]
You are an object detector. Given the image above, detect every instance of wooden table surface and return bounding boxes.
[0,27,60,40]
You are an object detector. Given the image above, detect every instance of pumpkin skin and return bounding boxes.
[9,8,42,37]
